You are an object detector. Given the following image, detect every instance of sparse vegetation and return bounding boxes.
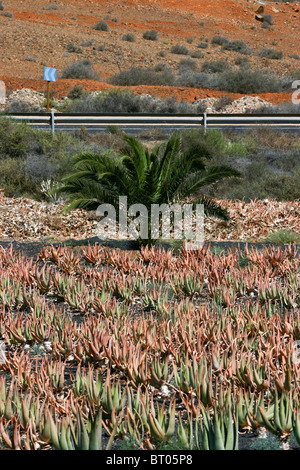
[222,39,253,55]
[211,35,229,46]
[143,30,158,41]
[259,48,283,60]
[170,44,189,55]
[66,43,83,53]
[122,33,136,42]
[93,20,109,31]
[61,60,100,80]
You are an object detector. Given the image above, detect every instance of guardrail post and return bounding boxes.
[50,111,55,134]
[203,112,207,134]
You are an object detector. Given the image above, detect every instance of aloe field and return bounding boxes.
[0,241,299,451]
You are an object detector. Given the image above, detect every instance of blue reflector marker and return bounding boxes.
[43,67,57,82]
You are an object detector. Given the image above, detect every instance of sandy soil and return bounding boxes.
[0,0,299,103]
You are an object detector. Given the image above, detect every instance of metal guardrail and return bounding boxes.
[2,112,300,132]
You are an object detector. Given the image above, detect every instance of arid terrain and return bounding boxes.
[0,0,299,102]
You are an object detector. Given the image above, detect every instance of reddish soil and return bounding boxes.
[0,0,299,103]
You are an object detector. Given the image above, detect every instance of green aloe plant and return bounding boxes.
[258,391,294,446]
[198,402,239,450]
[54,132,240,245]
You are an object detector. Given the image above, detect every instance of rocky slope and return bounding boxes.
[0,0,299,103]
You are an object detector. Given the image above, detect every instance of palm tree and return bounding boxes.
[56,132,241,245]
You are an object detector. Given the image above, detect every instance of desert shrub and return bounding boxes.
[197,42,208,49]
[214,95,234,111]
[264,229,300,244]
[158,50,166,57]
[259,48,283,60]
[5,100,37,113]
[43,3,59,10]
[98,45,105,51]
[180,128,227,158]
[81,39,93,47]
[250,102,300,114]
[154,62,172,72]
[201,60,230,74]
[211,35,229,46]
[206,146,300,201]
[0,119,30,158]
[25,56,37,62]
[108,66,175,86]
[122,33,135,42]
[25,154,58,185]
[290,54,300,60]
[67,84,85,100]
[220,69,286,93]
[222,39,253,55]
[93,21,109,31]
[190,50,204,59]
[170,44,189,55]
[65,88,203,114]
[61,60,100,80]
[235,56,250,67]
[0,2,3,10]
[66,43,83,53]
[175,71,212,88]
[143,30,158,41]
[177,58,198,73]
[1,11,12,17]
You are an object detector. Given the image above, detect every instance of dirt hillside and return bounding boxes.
[0,0,299,102]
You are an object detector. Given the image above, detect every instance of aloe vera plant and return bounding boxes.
[198,403,239,450]
[258,391,294,447]
[42,408,118,450]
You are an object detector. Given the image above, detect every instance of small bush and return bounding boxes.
[93,21,109,31]
[64,88,203,115]
[43,4,59,10]
[67,84,85,100]
[170,44,189,55]
[197,42,208,49]
[81,39,93,47]
[221,69,286,93]
[143,30,158,41]
[177,58,198,73]
[201,60,230,74]
[290,53,300,60]
[1,11,13,17]
[66,43,83,53]
[108,66,175,86]
[214,95,234,111]
[122,33,135,42]
[0,2,4,10]
[235,57,250,67]
[222,39,252,55]
[259,48,283,60]
[5,100,38,113]
[25,56,37,62]
[190,50,204,59]
[264,229,300,244]
[61,60,100,80]
[211,35,229,46]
